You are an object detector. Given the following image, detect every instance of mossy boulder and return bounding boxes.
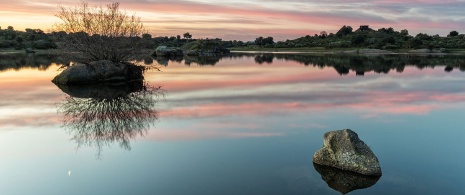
[313,129,382,176]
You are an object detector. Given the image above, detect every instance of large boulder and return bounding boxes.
[313,129,381,176]
[52,60,143,84]
[153,46,183,57]
[181,40,230,56]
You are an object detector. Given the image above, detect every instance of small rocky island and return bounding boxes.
[313,129,382,176]
[52,60,144,85]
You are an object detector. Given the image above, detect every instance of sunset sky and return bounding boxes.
[1,0,465,41]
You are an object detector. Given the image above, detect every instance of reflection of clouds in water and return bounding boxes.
[377,172,430,194]
[144,120,285,141]
[156,66,465,120]
[273,166,332,194]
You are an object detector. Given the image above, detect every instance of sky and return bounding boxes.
[1,0,465,41]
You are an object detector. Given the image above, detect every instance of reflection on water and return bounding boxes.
[1,52,465,194]
[155,55,222,66]
[2,53,465,76]
[0,53,61,72]
[57,81,163,157]
[240,53,465,75]
[313,163,381,194]
[149,53,465,75]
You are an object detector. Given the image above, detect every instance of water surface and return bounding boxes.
[1,53,464,194]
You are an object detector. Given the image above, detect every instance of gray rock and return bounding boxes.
[52,60,143,84]
[313,129,382,176]
[154,46,183,57]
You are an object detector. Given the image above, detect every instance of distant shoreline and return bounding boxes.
[229,47,465,55]
[2,48,465,55]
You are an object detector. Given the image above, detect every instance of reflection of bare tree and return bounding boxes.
[58,83,163,157]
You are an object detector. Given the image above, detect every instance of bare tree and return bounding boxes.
[54,2,147,63]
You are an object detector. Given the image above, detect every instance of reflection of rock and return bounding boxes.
[313,163,380,194]
[184,55,221,66]
[313,129,382,176]
[52,60,144,84]
[54,81,144,99]
[58,83,163,157]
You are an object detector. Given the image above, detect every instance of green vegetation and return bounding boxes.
[0,26,57,50]
[2,22,465,54]
[229,26,465,52]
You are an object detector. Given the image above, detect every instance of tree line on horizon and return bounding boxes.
[1,24,464,51]
[239,25,465,50]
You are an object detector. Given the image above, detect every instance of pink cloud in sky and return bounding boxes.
[1,0,465,40]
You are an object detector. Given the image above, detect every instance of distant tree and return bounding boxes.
[449,30,459,37]
[15,36,23,44]
[378,27,394,34]
[255,36,264,47]
[400,29,409,36]
[183,32,192,39]
[255,36,274,47]
[319,31,327,38]
[142,33,152,39]
[351,34,366,46]
[336,25,353,37]
[54,2,146,62]
[176,35,181,40]
[264,37,274,45]
[415,33,432,41]
[7,26,13,30]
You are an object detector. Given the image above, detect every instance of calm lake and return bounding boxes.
[1,53,464,194]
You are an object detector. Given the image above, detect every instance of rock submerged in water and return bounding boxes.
[313,129,381,176]
[52,60,143,84]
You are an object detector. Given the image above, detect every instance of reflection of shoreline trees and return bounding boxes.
[0,53,60,72]
[5,53,465,74]
[58,83,163,158]
[155,55,222,66]
[234,53,465,75]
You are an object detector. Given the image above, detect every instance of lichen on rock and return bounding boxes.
[313,129,382,176]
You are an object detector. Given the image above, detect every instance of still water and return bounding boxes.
[0,53,464,194]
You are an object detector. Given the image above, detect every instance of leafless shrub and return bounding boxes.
[54,2,147,63]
